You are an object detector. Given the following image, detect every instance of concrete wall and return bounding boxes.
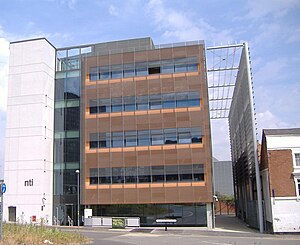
[4,38,55,224]
[271,198,300,233]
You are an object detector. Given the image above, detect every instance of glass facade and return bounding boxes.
[90,204,207,226]
[53,46,92,226]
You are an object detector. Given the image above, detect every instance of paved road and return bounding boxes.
[60,215,300,245]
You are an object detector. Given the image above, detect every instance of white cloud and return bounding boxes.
[254,58,288,83]
[147,0,233,43]
[108,5,119,17]
[256,110,300,141]
[246,0,300,20]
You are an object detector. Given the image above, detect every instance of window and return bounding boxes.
[89,133,98,149]
[112,167,124,183]
[124,96,136,111]
[151,130,164,145]
[111,65,123,79]
[99,133,110,148]
[125,131,137,147]
[152,166,165,182]
[99,66,110,80]
[99,98,111,113]
[125,167,137,183]
[166,165,178,182]
[111,98,122,112]
[191,128,202,143]
[124,64,135,78]
[176,92,189,108]
[90,168,98,185]
[162,93,175,109]
[179,165,193,181]
[298,179,300,196]
[178,128,191,144]
[111,132,123,147]
[149,94,162,110]
[99,168,111,184]
[90,99,98,114]
[138,166,151,183]
[138,130,150,146]
[136,62,148,76]
[295,153,300,167]
[193,164,204,181]
[164,128,177,144]
[89,67,98,81]
[93,163,203,185]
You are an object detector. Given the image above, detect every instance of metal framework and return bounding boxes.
[206,44,243,119]
[206,43,264,233]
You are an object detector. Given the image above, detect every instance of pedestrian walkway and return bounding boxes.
[215,214,258,233]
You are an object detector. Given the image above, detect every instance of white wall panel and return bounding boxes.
[4,38,56,225]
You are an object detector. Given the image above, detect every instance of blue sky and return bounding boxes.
[0,0,300,171]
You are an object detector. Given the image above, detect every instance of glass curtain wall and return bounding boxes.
[54,47,91,225]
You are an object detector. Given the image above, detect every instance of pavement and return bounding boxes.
[58,215,300,245]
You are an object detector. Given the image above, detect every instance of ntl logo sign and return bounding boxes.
[24,179,34,186]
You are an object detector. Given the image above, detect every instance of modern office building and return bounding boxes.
[4,37,213,227]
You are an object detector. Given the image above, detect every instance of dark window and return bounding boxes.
[99,98,111,113]
[99,133,110,148]
[191,128,202,143]
[90,99,98,114]
[125,167,137,183]
[148,67,161,74]
[90,133,98,149]
[166,165,178,182]
[152,166,165,182]
[193,164,204,181]
[90,168,98,185]
[138,166,151,183]
[65,107,80,131]
[99,168,111,184]
[64,138,80,162]
[164,128,177,144]
[112,168,124,184]
[179,165,193,181]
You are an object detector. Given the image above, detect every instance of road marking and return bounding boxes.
[203,241,232,245]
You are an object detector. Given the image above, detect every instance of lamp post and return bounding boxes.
[75,169,80,227]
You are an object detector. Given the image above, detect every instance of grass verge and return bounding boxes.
[0,223,90,244]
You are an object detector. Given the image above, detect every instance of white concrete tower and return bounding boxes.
[4,38,56,224]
